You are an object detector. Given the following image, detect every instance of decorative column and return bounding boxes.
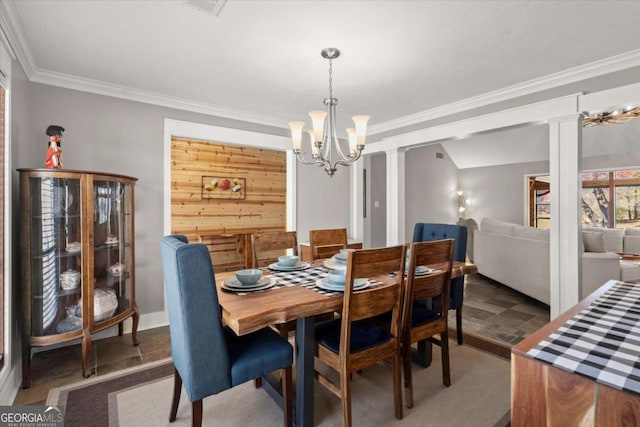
[549,114,583,319]
[350,158,364,242]
[386,148,406,245]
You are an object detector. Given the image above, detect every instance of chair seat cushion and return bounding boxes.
[226,327,293,387]
[315,319,391,354]
[411,303,439,326]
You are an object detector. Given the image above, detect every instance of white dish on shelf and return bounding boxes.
[268,261,311,272]
[315,278,369,292]
[107,262,126,276]
[65,241,81,253]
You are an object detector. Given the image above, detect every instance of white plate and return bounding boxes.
[406,266,434,276]
[415,266,433,275]
[323,258,347,270]
[222,276,275,291]
[316,278,370,292]
[268,261,311,272]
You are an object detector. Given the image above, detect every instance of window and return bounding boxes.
[529,169,640,230]
[528,177,550,229]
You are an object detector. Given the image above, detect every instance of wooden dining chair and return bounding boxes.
[309,228,348,260]
[251,230,298,268]
[314,245,406,426]
[402,239,454,408]
[160,235,293,427]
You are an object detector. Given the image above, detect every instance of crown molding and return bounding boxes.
[29,68,286,128]
[369,49,640,135]
[0,0,35,76]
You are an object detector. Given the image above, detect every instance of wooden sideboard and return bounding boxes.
[511,280,640,426]
[299,241,363,262]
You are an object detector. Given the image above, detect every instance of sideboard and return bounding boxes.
[511,280,640,425]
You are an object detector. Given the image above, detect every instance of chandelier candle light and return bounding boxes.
[289,48,369,177]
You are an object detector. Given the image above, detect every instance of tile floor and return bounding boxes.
[13,273,550,406]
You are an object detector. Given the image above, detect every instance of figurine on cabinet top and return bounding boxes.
[44,125,65,169]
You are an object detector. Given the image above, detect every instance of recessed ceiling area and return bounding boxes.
[442,117,640,170]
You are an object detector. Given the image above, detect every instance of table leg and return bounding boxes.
[295,316,314,427]
[413,340,433,367]
[413,298,433,367]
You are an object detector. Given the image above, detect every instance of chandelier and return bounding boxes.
[582,106,640,127]
[289,48,369,177]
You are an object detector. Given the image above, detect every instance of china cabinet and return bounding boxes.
[19,168,139,387]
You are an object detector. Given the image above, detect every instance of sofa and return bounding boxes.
[473,218,622,304]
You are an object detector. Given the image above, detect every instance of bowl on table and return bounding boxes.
[334,249,354,263]
[327,269,346,286]
[235,269,263,286]
[278,255,299,267]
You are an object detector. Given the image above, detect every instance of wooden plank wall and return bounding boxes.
[171,137,287,270]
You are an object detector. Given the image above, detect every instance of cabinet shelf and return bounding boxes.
[19,168,139,387]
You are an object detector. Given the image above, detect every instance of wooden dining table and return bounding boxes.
[214,260,476,427]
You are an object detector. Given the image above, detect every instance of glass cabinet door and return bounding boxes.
[91,178,133,324]
[28,176,82,336]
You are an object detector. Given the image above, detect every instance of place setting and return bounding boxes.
[406,265,437,276]
[322,248,354,270]
[315,269,370,293]
[267,255,311,272]
[221,269,277,293]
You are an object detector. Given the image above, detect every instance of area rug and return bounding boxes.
[48,344,511,427]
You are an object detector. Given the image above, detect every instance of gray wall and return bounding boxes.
[405,143,459,242]
[296,160,351,244]
[11,79,349,318]
[458,160,548,225]
[369,153,386,248]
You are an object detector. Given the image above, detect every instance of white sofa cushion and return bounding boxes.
[481,218,518,235]
[512,226,550,241]
[584,227,624,253]
[583,231,606,253]
[626,228,640,236]
[620,261,640,282]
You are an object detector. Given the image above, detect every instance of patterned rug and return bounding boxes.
[47,342,511,427]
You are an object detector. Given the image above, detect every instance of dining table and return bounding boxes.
[214,259,476,427]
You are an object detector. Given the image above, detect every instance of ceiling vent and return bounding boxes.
[183,0,227,17]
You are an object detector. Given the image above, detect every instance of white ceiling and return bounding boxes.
[3,0,640,138]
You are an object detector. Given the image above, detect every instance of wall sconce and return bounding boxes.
[457,190,466,216]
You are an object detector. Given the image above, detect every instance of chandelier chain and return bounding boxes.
[328,59,333,100]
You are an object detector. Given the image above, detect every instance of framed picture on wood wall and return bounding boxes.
[201,176,246,200]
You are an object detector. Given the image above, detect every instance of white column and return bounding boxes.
[386,148,405,245]
[350,158,364,242]
[549,114,582,319]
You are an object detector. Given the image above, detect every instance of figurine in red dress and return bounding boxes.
[44,125,65,169]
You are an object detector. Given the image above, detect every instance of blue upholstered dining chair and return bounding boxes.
[160,235,294,427]
[412,223,468,344]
